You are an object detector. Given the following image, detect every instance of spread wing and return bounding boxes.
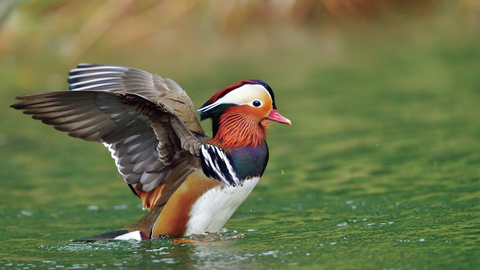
[68,64,207,138]
[11,64,209,199]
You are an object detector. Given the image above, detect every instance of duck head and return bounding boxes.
[199,80,291,148]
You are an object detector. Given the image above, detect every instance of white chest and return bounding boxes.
[184,177,260,236]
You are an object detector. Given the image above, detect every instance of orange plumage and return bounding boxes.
[208,105,269,149]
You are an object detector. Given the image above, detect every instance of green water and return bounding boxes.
[2,22,480,270]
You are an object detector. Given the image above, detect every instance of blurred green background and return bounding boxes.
[1,0,480,269]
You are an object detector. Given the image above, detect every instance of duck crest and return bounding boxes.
[201,80,259,109]
[208,105,269,149]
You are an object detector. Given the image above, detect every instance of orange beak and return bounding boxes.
[266,109,292,125]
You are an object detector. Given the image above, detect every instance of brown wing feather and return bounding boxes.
[69,64,208,138]
[152,77,208,138]
[12,64,209,210]
[11,91,199,194]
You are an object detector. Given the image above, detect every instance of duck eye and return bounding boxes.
[252,100,262,107]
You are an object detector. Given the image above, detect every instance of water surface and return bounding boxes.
[1,16,480,270]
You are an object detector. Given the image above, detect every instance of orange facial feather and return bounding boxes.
[208,105,269,149]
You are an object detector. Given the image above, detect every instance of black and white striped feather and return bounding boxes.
[200,144,240,186]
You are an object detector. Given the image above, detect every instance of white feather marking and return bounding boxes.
[198,84,270,112]
[68,71,125,80]
[212,146,240,186]
[103,142,125,180]
[201,145,239,186]
[202,146,224,180]
[70,77,119,88]
[70,82,119,91]
[70,66,128,73]
[184,177,260,236]
[114,231,143,241]
[218,148,240,186]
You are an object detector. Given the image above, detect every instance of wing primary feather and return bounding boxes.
[70,82,120,91]
[69,66,129,74]
[69,77,122,88]
[12,65,208,203]
[68,71,126,82]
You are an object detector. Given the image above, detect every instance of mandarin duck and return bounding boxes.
[11,64,291,241]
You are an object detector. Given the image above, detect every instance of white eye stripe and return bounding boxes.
[199,84,271,112]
